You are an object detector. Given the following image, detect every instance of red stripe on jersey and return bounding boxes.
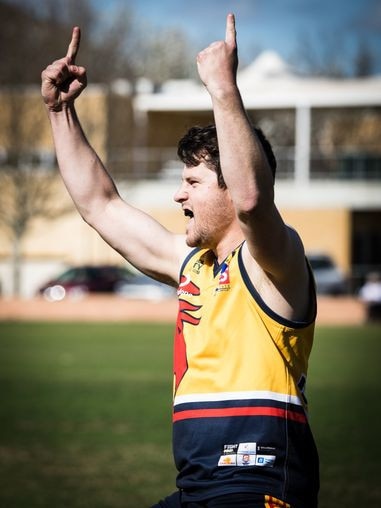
[173,406,307,423]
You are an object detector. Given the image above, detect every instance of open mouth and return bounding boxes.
[184,208,194,219]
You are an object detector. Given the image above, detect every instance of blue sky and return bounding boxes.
[92,0,381,73]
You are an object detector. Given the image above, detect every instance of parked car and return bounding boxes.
[114,274,176,301]
[307,253,347,295]
[38,265,134,301]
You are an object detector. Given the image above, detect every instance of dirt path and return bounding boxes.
[0,295,367,325]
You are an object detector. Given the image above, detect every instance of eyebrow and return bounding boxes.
[182,170,200,181]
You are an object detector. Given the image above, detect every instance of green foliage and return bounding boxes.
[0,322,380,507]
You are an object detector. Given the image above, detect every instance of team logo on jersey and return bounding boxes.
[177,274,200,296]
[192,259,204,274]
[215,262,231,294]
[219,263,230,284]
[174,275,201,393]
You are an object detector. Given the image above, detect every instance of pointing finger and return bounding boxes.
[225,13,236,47]
[66,26,81,64]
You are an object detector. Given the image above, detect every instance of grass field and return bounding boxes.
[0,321,380,507]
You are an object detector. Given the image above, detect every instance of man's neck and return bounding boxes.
[213,230,245,264]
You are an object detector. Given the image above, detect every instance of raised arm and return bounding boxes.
[197,14,312,319]
[41,28,187,285]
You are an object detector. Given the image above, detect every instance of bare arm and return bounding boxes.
[41,27,187,285]
[197,15,311,318]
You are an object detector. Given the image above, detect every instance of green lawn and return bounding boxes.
[0,321,380,507]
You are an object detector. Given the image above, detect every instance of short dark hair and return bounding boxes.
[177,124,277,189]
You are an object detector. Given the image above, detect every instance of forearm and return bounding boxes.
[196,12,274,214]
[48,103,119,221]
[211,88,274,214]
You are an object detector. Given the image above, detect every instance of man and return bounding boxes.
[41,13,319,508]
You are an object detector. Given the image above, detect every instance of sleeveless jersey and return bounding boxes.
[173,243,319,507]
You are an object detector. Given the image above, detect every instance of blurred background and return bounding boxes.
[1,3,381,507]
[0,0,380,302]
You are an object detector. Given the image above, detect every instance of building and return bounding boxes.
[133,51,381,289]
[0,52,380,297]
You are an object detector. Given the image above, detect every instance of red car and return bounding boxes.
[38,265,134,301]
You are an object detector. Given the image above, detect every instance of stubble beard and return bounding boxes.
[185,220,212,249]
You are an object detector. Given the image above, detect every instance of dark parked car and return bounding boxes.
[38,265,134,301]
[307,253,347,295]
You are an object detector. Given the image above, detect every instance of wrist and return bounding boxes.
[45,100,72,113]
[46,102,78,129]
[46,101,74,116]
[208,84,241,106]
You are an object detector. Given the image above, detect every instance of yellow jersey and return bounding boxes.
[172,243,319,507]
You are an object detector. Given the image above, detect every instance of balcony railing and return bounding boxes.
[310,152,381,180]
[2,146,381,182]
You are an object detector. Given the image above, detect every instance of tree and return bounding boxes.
[0,90,71,297]
[291,31,347,78]
[353,40,375,77]
[0,0,195,295]
[2,0,101,83]
[0,0,195,87]
[291,29,376,79]
[134,27,195,89]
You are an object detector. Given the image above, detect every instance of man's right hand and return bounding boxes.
[41,27,87,111]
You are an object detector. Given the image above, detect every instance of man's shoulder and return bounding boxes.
[180,247,211,273]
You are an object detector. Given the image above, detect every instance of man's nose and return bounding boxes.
[174,183,187,203]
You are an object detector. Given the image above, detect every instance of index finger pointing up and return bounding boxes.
[66,26,81,63]
[225,13,236,47]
